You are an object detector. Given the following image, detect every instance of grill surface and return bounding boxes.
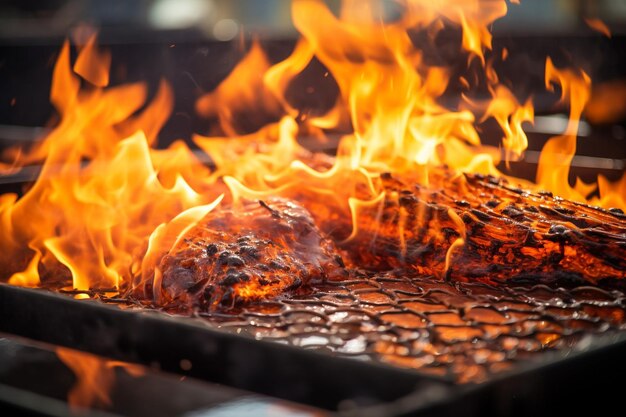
[173,274,626,383]
[3,282,626,417]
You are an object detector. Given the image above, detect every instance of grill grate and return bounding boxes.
[180,274,626,384]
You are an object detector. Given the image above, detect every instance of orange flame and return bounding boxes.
[1,36,220,292]
[584,18,611,38]
[73,33,111,87]
[1,1,624,299]
[57,347,144,411]
[536,58,591,203]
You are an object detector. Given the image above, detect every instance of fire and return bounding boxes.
[536,58,591,204]
[0,0,624,304]
[56,347,144,411]
[584,18,611,38]
[0,39,219,291]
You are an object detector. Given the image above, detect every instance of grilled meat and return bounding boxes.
[154,167,625,312]
[307,169,626,286]
[158,197,346,310]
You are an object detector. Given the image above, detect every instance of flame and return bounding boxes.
[0,36,219,292]
[73,33,111,87]
[584,18,611,38]
[57,347,144,411]
[1,1,625,301]
[195,40,282,136]
[139,195,224,303]
[585,79,626,125]
[536,58,591,203]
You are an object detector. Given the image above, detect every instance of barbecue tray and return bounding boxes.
[1,29,625,416]
[1,281,625,417]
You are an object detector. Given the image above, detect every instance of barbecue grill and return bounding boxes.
[1,1,625,416]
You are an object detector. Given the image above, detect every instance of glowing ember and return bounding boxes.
[0,0,624,314]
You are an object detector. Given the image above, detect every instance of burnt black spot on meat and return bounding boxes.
[219,270,251,286]
[502,205,524,219]
[218,251,231,262]
[545,224,572,243]
[206,243,219,256]
[524,205,539,213]
[269,260,288,270]
[609,207,625,217]
[238,245,259,259]
[225,255,245,267]
[442,227,459,239]
[284,277,303,291]
[219,287,235,307]
[220,274,241,287]
[554,206,574,215]
[471,209,492,222]
[400,194,419,206]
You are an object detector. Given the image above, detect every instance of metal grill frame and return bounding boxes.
[2,283,626,417]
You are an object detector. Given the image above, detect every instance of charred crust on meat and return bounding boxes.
[218,251,231,262]
[259,200,281,218]
[269,260,289,271]
[225,255,245,267]
[502,205,524,219]
[154,170,626,313]
[157,197,347,311]
[238,245,260,259]
[285,277,303,291]
[206,243,219,256]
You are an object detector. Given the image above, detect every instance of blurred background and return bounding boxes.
[0,0,626,40]
[0,0,624,183]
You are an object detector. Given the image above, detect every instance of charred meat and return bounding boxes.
[158,198,346,310]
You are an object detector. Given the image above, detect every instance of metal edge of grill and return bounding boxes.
[2,283,626,417]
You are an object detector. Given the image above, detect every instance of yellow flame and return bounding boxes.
[2,0,624,295]
[536,58,591,203]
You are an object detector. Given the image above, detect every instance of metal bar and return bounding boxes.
[0,284,450,412]
[2,283,626,416]
[0,333,328,417]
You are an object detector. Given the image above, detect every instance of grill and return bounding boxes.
[1,168,625,415]
[2,281,626,416]
[1,1,626,416]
